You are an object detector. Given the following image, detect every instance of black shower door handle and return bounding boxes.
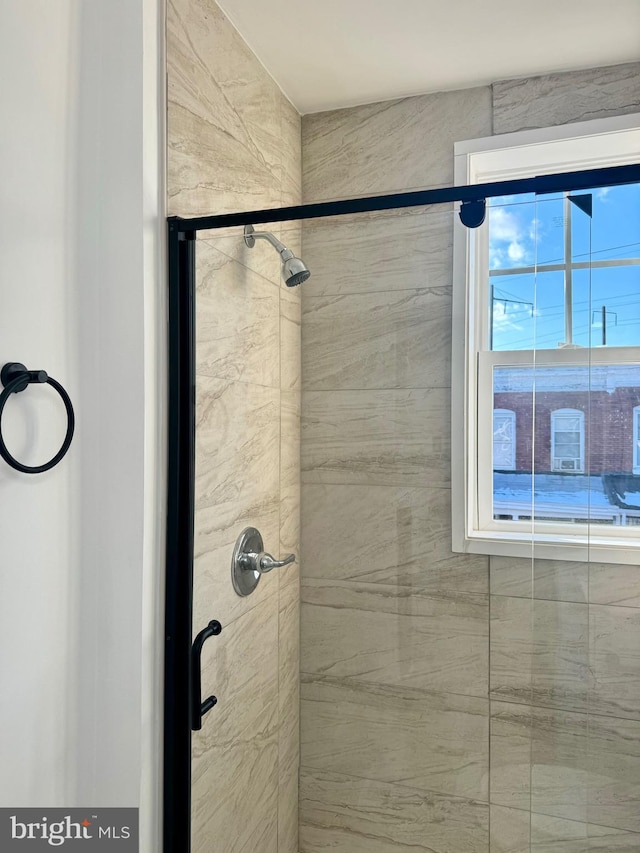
[190,619,222,730]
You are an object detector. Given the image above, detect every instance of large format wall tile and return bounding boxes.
[490,597,589,712]
[301,579,488,698]
[301,676,488,800]
[302,87,492,202]
[491,597,640,721]
[195,377,279,511]
[490,806,640,853]
[302,387,450,487]
[301,208,453,296]
[192,595,279,853]
[196,242,280,387]
[302,287,451,391]
[193,495,279,631]
[301,483,488,593]
[587,713,640,832]
[490,701,533,811]
[589,563,640,608]
[493,62,640,134]
[489,556,588,604]
[490,805,530,853]
[589,604,640,720]
[490,701,640,832]
[193,377,280,627]
[531,813,587,853]
[168,0,284,217]
[299,767,489,853]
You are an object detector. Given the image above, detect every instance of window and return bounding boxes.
[452,113,640,564]
[493,409,516,470]
[551,409,584,473]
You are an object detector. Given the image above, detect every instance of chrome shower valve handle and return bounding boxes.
[232,527,296,596]
[239,550,296,574]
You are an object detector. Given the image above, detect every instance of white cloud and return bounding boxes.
[507,242,526,262]
[490,207,534,267]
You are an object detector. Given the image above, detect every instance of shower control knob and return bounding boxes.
[231,527,296,596]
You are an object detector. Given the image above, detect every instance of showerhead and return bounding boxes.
[243,224,311,287]
[282,256,311,287]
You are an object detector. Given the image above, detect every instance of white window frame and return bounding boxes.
[452,112,640,565]
[633,406,640,475]
[493,409,516,471]
[550,408,585,473]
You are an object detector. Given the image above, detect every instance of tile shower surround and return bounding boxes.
[168,0,301,850]
[167,6,640,847]
[300,61,640,853]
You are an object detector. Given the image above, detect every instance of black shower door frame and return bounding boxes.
[163,163,640,853]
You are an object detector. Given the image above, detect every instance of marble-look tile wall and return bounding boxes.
[167,2,301,852]
[300,63,640,853]
[300,90,493,853]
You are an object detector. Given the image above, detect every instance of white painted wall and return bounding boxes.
[0,1,164,848]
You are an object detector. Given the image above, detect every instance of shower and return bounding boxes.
[243,224,311,286]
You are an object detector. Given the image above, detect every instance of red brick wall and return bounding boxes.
[494,388,640,474]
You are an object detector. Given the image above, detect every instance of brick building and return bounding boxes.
[493,364,640,475]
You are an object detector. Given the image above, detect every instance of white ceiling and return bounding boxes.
[216,0,640,114]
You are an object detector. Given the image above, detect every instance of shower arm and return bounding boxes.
[244,225,294,260]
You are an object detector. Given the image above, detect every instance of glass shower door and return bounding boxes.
[190,221,302,853]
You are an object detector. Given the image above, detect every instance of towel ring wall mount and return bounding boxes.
[0,362,75,474]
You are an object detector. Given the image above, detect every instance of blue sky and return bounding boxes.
[488,183,640,350]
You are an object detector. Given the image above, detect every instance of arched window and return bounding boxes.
[493,409,516,470]
[551,409,584,473]
[633,406,640,475]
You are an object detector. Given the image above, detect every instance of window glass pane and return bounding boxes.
[590,183,640,261]
[490,271,564,351]
[571,266,640,348]
[488,195,565,271]
[493,363,640,526]
[488,197,537,272]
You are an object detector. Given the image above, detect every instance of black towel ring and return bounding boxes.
[0,362,75,474]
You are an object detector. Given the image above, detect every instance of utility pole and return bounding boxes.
[592,306,617,346]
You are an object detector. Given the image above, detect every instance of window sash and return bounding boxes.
[476,346,640,540]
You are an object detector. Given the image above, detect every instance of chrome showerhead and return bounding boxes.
[243,224,311,287]
[282,256,311,287]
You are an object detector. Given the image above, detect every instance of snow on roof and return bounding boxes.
[494,364,640,394]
